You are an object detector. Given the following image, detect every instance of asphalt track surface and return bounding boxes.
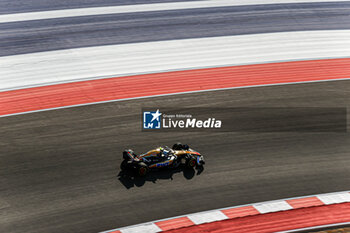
[0,0,203,14]
[1,81,350,233]
[1,2,350,56]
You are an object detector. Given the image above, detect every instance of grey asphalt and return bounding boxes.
[1,2,350,56]
[0,0,204,14]
[1,81,350,233]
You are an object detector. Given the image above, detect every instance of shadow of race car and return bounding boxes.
[121,143,205,176]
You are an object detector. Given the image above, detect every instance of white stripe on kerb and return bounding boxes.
[188,210,228,224]
[101,190,350,233]
[0,0,349,24]
[254,200,293,214]
[119,223,161,233]
[1,30,350,92]
[317,192,350,205]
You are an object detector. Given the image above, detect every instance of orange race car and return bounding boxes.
[121,143,205,176]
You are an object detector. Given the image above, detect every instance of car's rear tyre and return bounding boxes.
[137,162,149,176]
[172,143,183,150]
[173,143,189,150]
[120,160,128,170]
[186,157,197,168]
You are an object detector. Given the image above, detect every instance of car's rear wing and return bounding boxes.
[123,149,136,161]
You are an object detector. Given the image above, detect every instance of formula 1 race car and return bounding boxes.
[121,143,205,176]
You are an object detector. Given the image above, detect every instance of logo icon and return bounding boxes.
[143,109,162,129]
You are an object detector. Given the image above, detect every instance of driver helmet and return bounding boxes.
[163,149,170,157]
[158,147,164,157]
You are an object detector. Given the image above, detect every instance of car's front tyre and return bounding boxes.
[186,157,197,168]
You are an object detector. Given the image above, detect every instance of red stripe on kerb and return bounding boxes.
[164,202,350,233]
[221,206,260,218]
[1,58,349,116]
[155,216,194,231]
[287,196,324,209]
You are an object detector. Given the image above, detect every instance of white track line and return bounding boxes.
[0,0,349,24]
[1,30,350,92]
